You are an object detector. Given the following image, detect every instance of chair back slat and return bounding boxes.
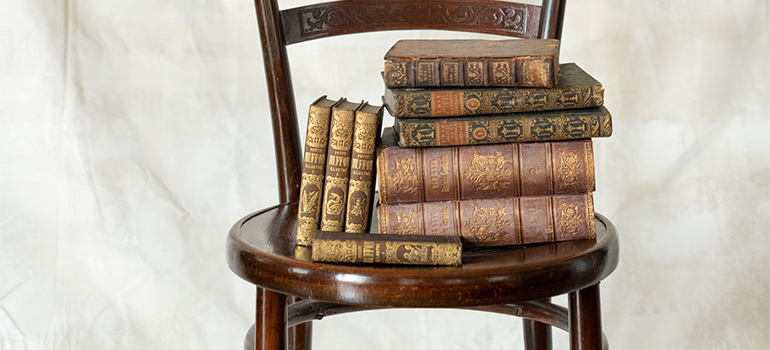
[281,0,544,45]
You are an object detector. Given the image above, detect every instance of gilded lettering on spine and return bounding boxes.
[585,194,596,239]
[320,101,359,232]
[312,232,462,266]
[378,194,595,247]
[296,97,336,246]
[395,107,613,147]
[345,104,383,233]
[380,127,597,204]
[584,141,595,192]
[388,64,605,118]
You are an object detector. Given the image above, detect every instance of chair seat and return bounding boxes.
[227,199,619,308]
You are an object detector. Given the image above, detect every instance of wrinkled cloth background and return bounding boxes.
[1,0,768,349]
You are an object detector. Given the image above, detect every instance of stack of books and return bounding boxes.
[375,38,613,247]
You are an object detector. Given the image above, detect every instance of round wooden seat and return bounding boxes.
[227,201,619,308]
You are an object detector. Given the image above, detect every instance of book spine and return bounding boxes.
[311,231,462,266]
[378,193,596,247]
[395,107,613,147]
[344,106,383,233]
[387,84,603,118]
[384,56,556,88]
[319,105,357,231]
[377,139,595,204]
[295,99,334,246]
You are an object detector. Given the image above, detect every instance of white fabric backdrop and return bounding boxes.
[1,0,768,349]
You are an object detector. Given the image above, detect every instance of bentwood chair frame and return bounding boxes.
[226,0,619,349]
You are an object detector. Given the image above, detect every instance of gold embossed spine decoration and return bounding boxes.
[311,231,462,266]
[383,39,560,88]
[378,127,596,204]
[394,106,613,147]
[384,62,606,117]
[319,100,363,232]
[345,103,384,233]
[295,96,340,246]
[378,194,596,247]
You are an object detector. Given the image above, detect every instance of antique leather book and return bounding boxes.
[384,63,604,118]
[312,230,462,266]
[378,193,596,247]
[344,103,384,233]
[395,106,613,147]
[377,127,595,204]
[383,39,560,88]
[295,96,342,246]
[319,99,364,232]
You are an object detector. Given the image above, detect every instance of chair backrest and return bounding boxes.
[254,0,568,203]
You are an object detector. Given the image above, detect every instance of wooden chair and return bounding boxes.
[226,0,619,349]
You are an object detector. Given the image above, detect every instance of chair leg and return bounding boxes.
[523,297,552,350]
[568,284,602,350]
[292,322,312,350]
[524,318,553,350]
[288,296,312,350]
[255,287,287,350]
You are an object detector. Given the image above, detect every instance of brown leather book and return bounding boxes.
[383,39,560,88]
[384,63,604,118]
[295,96,342,246]
[377,127,595,204]
[395,106,613,147]
[312,230,462,266]
[319,99,364,232]
[378,193,596,247]
[344,103,384,233]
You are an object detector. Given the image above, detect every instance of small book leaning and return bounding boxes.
[295,96,342,246]
[344,103,385,233]
[319,99,364,232]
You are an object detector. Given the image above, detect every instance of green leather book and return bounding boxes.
[394,106,613,147]
[384,63,604,118]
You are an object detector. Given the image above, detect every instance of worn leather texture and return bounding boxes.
[378,127,595,204]
[378,193,595,246]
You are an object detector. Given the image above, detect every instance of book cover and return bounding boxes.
[295,96,341,246]
[383,39,560,88]
[394,106,613,147]
[312,230,462,266]
[344,103,385,233]
[319,100,363,232]
[377,127,595,204]
[384,63,603,118]
[378,193,596,247]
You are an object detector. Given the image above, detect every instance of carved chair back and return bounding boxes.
[254,0,567,203]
